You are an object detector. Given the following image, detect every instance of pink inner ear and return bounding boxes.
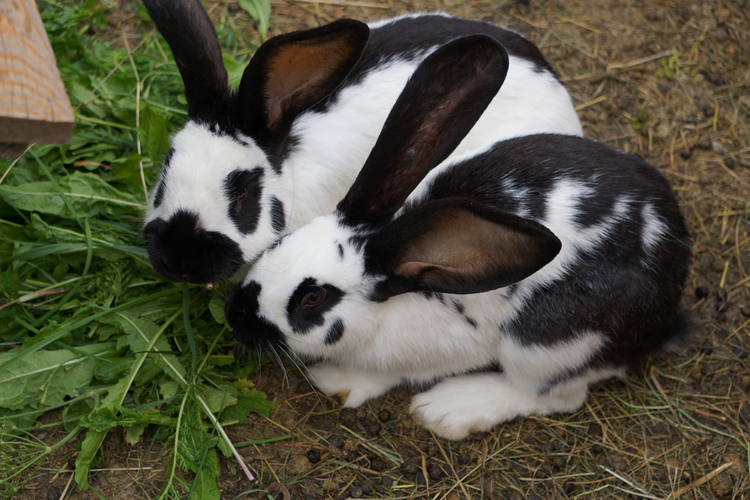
[263,39,354,131]
[391,207,552,291]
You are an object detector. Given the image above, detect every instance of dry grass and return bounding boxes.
[16,0,750,498]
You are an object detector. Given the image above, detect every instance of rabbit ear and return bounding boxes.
[142,0,228,119]
[337,35,509,227]
[238,19,370,137]
[368,198,561,300]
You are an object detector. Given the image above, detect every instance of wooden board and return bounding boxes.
[0,0,75,158]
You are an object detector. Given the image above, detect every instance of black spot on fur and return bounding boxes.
[225,281,285,353]
[153,179,167,209]
[224,167,264,235]
[143,209,244,283]
[338,244,344,260]
[162,147,175,171]
[325,318,345,345]
[270,196,285,233]
[287,278,345,334]
[465,316,478,328]
[452,299,465,315]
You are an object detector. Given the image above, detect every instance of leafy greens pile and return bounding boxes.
[0,1,276,498]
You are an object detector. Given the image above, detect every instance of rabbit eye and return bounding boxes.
[301,289,326,308]
[234,186,249,213]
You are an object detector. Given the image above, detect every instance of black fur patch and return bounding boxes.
[325,318,345,345]
[337,244,344,259]
[270,196,285,233]
[286,278,345,334]
[225,281,286,353]
[153,179,167,209]
[143,209,244,283]
[465,316,478,328]
[224,167,264,235]
[163,147,175,171]
[312,15,557,112]
[452,299,465,315]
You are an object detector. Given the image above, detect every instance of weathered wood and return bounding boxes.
[0,0,75,159]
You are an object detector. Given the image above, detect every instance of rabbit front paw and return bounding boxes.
[410,373,543,440]
[307,364,401,408]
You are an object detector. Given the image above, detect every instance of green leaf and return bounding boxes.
[221,392,275,423]
[75,429,107,490]
[0,343,116,410]
[201,384,237,414]
[208,299,227,325]
[191,449,221,500]
[140,105,170,162]
[80,406,174,432]
[237,0,271,41]
[0,171,144,219]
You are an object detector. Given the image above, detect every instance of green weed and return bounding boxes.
[0,1,273,498]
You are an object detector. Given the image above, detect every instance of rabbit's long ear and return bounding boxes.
[238,20,369,137]
[142,0,229,119]
[337,35,509,227]
[367,198,561,300]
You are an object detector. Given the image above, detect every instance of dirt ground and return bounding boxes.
[15,0,750,498]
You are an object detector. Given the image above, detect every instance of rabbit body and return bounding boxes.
[141,2,582,284]
[224,36,691,440]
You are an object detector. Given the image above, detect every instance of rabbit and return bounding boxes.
[223,34,692,440]
[140,0,584,285]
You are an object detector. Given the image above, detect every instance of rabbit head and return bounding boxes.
[141,0,369,283]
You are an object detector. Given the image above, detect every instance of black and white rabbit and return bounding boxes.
[223,35,691,440]
[141,0,583,284]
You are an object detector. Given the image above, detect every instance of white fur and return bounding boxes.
[243,200,630,439]
[641,203,667,254]
[145,16,583,277]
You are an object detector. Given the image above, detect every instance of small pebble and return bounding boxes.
[591,444,603,455]
[378,409,392,422]
[695,286,709,299]
[715,26,729,42]
[428,465,445,481]
[706,72,727,86]
[542,441,555,453]
[307,449,321,464]
[458,453,471,464]
[380,476,393,488]
[553,457,566,469]
[402,457,419,474]
[725,157,734,168]
[360,481,373,495]
[369,422,382,435]
[712,140,729,156]
[680,150,692,160]
[350,486,363,498]
[371,459,386,472]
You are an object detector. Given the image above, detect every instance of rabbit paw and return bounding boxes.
[307,364,401,408]
[410,373,545,440]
